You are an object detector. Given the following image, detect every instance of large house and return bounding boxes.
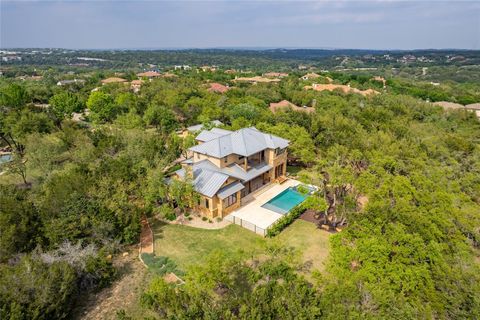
[174,127,289,219]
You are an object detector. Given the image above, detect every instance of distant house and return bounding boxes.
[233,76,281,84]
[161,73,178,78]
[263,72,288,78]
[269,100,314,114]
[174,127,289,219]
[174,65,191,71]
[57,79,86,86]
[224,69,237,74]
[200,66,217,72]
[371,76,387,88]
[207,83,230,94]
[186,120,224,133]
[130,79,144,93]
[101,77,127,85]
[305,83,379,96]
[137,71,161,78]
[301,73,320,80]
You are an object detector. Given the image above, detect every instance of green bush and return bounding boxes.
[140,253,183,276]
[201,216,208,221]
[267,203,307,237]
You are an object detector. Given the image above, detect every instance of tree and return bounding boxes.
[86,91,116,122]
[0,185,40,261]
[49,92,83,120]
[143,104,178,133]
[181,134,196,159]
[0,83,28,108]
[141,247,322,319]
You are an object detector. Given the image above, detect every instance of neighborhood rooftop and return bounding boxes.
[186,120,224,132]
[189,127,289,158]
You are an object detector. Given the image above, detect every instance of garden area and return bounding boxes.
[151,218,331,272]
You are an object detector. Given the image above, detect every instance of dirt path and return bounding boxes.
[140,215,154,254]
[73,251,154,320]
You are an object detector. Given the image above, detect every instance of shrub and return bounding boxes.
[216,217,222,223]
[208,220,212,223]
[140,253,183,276]
[267,203,307,237]
[156,204,176,221]
[187,217,193,221]
[296,185,310,195]
[184,212,190,217]
[202,216,208,221]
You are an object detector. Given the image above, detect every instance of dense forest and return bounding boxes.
[0,50,479,319]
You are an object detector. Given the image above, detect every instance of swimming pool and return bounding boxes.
[0,154,12,165]
[261,187,307,214]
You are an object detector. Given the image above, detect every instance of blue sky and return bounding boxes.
[1,1,479,49]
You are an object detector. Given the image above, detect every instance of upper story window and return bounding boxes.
[276,148,286,156]
[196,153,200,159]
[238,155,244,160]
[224,157,228,163]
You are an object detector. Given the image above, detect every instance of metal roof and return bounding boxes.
[195,128,232,142]
[217,181,245,199]
[189,127,289,158]
[193,170,229,198]
[175,158,273,198]
[186,120,224,132]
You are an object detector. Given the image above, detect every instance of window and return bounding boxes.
[223,193,237,208]
[196,153,200,160]
[205,198,209,209]
[238,155,244,160]
[224,157,228,163]
[276,148,285,156]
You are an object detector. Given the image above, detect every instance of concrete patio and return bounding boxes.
[225,179,301,236]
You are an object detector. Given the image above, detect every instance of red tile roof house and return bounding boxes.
[207,83,230,94]
[137,71,162,79]
[269,100,314,114]
[263,72,289,78]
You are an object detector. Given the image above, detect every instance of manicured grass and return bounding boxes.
[277,219,331,271]
[152,219,330,272]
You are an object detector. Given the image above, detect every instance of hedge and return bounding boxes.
[266,203,307,237]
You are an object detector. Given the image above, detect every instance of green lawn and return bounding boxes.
[152,219,331,272]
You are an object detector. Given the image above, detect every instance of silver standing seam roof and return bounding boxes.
[175,127,289,198]
[186,120,224,132]
[195,128,232,142]
[217,181,245,199]
[189,127,289,158]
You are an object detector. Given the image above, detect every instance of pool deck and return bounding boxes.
[225,179,301,231]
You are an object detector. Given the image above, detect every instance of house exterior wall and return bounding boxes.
[217,190,242,217]
[194,152,221,167]
[189,147,288,217]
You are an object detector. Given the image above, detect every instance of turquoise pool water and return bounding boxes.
[0,154,12,164]
[261,187,307,214]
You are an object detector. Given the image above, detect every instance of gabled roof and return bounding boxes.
[207,83,230,93]
[175,159,272,197]
[193,170,229,198]
[195,128,232,142]
[217,181,244,199]
[101,77,127,84]
[189,127,289,158]
[137,71,161,77]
